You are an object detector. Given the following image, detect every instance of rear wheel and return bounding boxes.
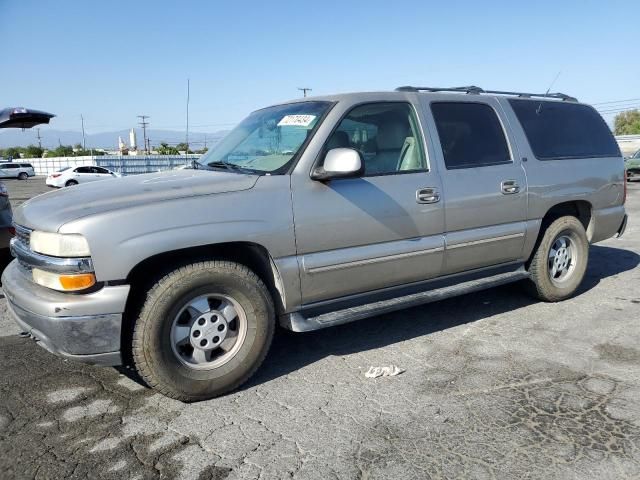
[525,216,589,302]
[17,172,28,180]
[132,260,275,402]
[65,179,78,187]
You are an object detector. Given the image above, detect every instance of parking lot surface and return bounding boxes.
[0,178,639,479]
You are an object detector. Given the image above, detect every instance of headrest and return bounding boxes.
[377,122,408,150]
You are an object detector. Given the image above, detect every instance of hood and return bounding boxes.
[14,169,259,232]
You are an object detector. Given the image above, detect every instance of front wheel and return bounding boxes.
[525,216,589,302]
[132,260,275,402]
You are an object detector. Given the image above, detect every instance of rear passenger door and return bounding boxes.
[426,99,527,274]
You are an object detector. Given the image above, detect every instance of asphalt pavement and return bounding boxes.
[0,177,639,480]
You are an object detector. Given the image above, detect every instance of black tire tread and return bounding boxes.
[525,216,588,302]
[131,260,274,402]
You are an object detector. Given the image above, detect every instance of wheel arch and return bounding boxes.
[526,200,593,266]
[121,241,287,364]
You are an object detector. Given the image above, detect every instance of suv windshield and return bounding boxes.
[198,101,331,174]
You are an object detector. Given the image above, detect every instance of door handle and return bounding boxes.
[416,188,440,204]
[501,180,520,195]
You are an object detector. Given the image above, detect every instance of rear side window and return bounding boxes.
[431,102,511,169]
[509,99,620,160]
[20,164,32,168]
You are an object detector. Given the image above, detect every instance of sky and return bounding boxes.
[1,0,639,142]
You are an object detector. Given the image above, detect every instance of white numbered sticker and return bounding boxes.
[277,114,316,127]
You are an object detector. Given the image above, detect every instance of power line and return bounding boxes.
[592,98,640,106]
[137,115,150,154]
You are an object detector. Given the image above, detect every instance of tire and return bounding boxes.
[17,172,28,180]
[132,260,275,402]
[525,216,589,302]
[65,179,78,187]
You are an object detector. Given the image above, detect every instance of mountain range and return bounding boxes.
[0,128,228,149]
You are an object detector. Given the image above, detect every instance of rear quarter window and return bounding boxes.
[509,99,620,160]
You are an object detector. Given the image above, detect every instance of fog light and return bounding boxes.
[32,269,96,291]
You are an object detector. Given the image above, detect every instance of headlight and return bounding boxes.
[32,268,96,291]
[30,231,91,257]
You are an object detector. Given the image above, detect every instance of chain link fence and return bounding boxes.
[19,155,202,176]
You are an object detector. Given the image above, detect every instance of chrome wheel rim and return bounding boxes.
[548,234,577,285]
[170,293,247,370]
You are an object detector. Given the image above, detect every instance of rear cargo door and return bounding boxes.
[426,98,527,274]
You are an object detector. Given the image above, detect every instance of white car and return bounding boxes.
[46,165,121,187]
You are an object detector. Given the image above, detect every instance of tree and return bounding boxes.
[157,142,180,155]
[23,145,44,158]
[3,147,23,159]
[614,110,640,135]
[175,142,193,154]
[46,145,74,157]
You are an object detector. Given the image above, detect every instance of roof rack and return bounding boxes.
[395,85,578,102]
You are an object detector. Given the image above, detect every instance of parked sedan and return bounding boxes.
[46,166,121,187]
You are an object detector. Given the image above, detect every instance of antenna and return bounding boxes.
[298,87,312,97]
[545,71,562,97]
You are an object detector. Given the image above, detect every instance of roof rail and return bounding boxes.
[395,85,578,102]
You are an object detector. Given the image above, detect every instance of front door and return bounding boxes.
[291,101,445,304]
[426,99,527,274]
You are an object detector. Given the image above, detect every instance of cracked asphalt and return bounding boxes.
[0,178,639,479]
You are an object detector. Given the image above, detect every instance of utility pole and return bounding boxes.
[185,78,190,157]
[137,115,150,154]
[36,128,42,149]
[80,114,86,150]
[298,87,312,97]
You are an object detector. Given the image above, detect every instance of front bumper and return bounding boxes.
[1,260,130,366]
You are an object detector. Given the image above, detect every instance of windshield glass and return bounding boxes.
[634,149,640,159]
[58,166,71,172]
[198,101,331,174]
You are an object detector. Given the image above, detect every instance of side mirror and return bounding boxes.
[311,148,364,181]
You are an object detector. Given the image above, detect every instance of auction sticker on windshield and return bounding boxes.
[277,114,316,127]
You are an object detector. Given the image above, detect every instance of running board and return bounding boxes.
[280,268,529,332]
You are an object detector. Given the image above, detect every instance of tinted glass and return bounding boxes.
[20,164,32,168]
[325,102,427,175]
[431,102,511,169]
[509,99,620,160]
[94,167,109,174]
[75,167,90,173]
[5,164,19,169]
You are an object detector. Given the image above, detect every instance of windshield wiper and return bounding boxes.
[207,161,260,174]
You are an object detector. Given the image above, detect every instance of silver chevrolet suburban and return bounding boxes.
[2,86,628,401]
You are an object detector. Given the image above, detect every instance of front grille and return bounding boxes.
[14,224,31,248]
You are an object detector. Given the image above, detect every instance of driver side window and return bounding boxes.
[325,102,427,176]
